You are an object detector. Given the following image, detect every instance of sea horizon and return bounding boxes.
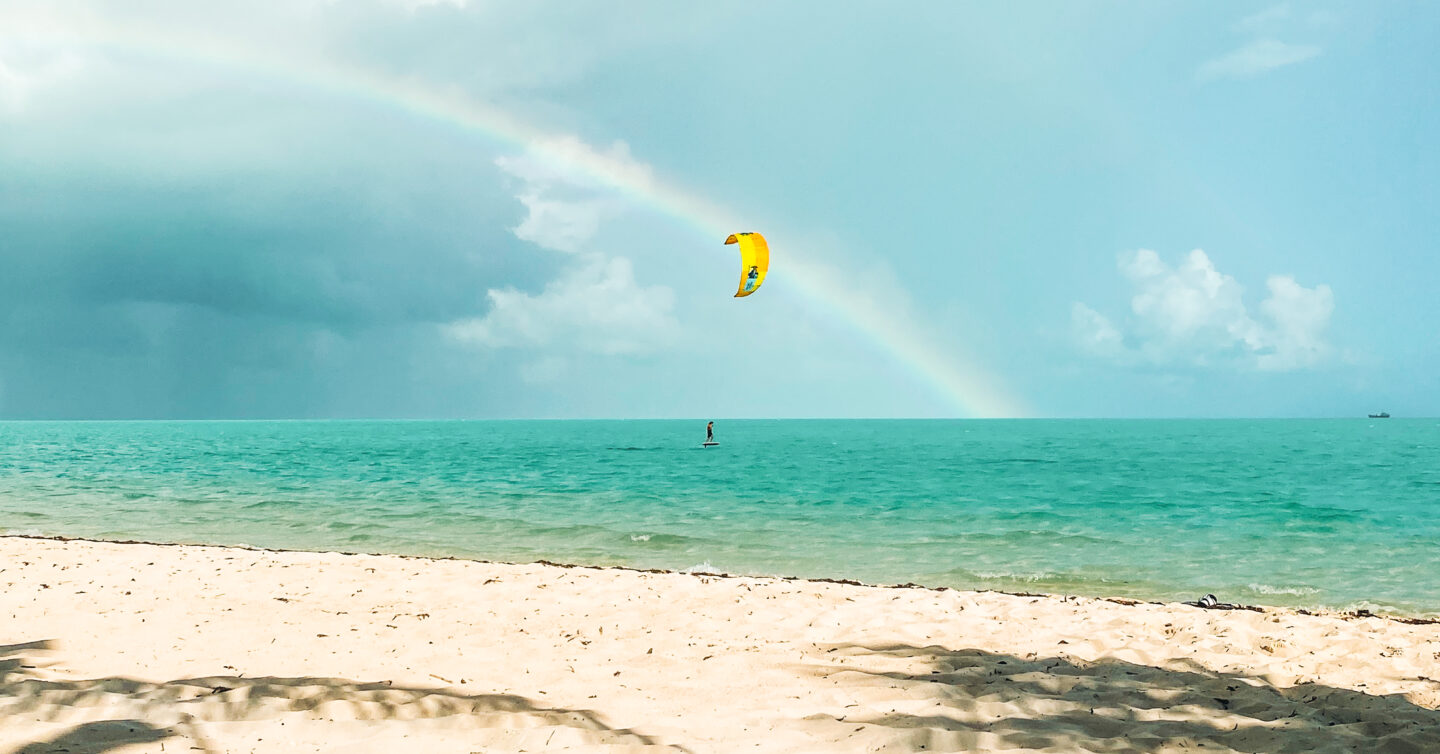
[0,415,1430,422]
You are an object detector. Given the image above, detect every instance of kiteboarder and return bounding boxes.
[706,421,714,443]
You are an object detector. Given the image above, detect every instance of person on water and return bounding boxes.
[706,421,714,443]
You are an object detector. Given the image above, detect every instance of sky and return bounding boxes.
[0,1,1436,419]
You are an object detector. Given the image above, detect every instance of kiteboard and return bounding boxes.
[702,442,720,448]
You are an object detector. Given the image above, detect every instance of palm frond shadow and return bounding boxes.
[1,640,687,754]
[9,720,177,754]
[804,643,1440,753]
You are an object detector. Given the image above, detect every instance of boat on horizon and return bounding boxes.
[1369,412,1390,419]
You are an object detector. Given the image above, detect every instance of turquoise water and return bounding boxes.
[1,419,1437,616]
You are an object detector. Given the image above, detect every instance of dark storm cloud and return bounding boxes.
[0,100,557,418]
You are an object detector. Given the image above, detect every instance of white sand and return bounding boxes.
[2,535,1438,753]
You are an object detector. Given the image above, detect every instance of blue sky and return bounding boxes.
[0,1,1435,418]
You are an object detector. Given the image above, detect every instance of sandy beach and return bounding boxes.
[2,536,1437,753]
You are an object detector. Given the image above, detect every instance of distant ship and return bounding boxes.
[1369,412,1390,419]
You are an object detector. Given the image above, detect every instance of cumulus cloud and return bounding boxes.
[445,138,678,358]
[1256,274,1334,370]
[1125,249,1263,353]
[446,256,677,355]
[1073,249,1334,371]
[505,190,608,255]
[493,140,652,254]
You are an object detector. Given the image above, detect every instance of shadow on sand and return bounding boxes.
[804,642,1440,753]
[1,640,687,754]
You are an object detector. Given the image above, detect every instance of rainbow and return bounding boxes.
[6,16,1027,417]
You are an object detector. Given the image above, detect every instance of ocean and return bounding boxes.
[1,419,1436,616]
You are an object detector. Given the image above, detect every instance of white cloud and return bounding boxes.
[1124,248,1264,354]
[497,137,655,197]
[493,143,649,255]
[506,189,608,255]
[1073,248,1335,371]
[445,256,677,356]
[1197,38,1321,81]
[1257,274,1334,370]
[1070,303,1125,360]
[446,136,679,358]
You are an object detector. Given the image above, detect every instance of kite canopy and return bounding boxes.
[725,232,769,298]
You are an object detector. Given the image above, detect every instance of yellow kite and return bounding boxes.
[725,232,769,297]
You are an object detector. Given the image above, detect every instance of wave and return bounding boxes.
[626,532,703,547]
[1340,599,1420,617]
[930,565,1141,592]
[917,530,1112,547]
[240,499,294,511]
[1246,583,1321,596]
[970,570,1060,583]
[682,561,724,575]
